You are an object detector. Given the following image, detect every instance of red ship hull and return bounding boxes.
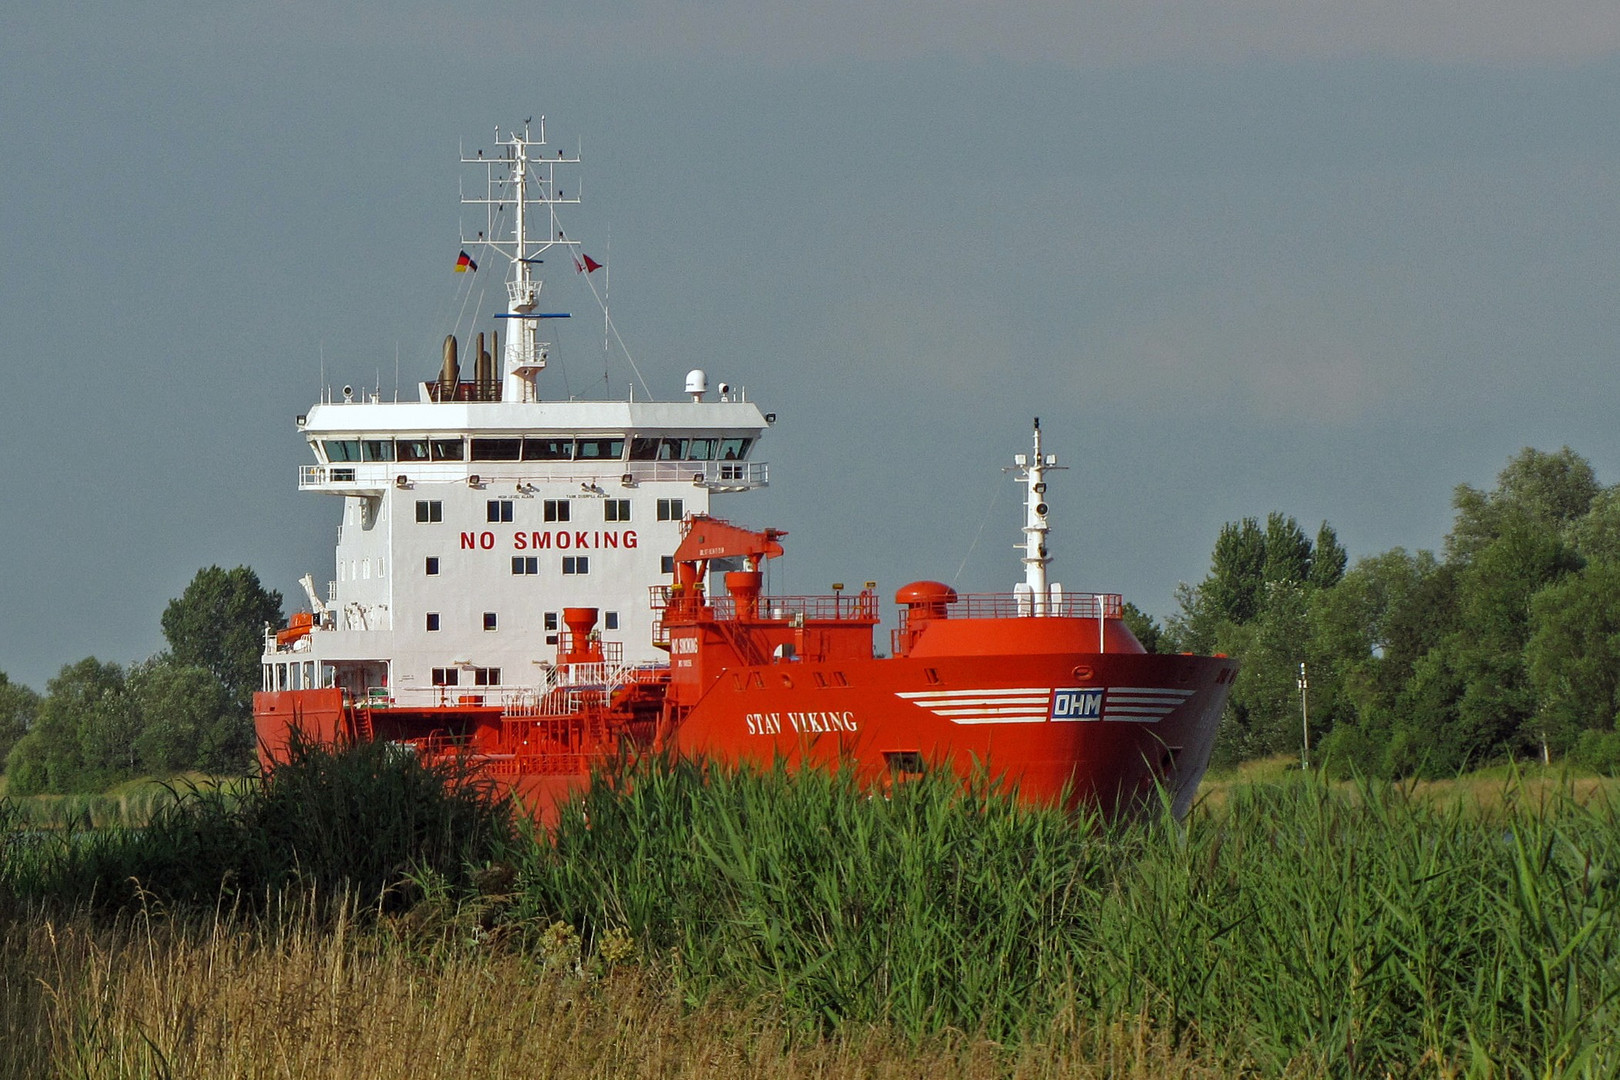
[254,609,1234,823]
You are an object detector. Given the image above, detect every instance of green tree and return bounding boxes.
[1120,602,1164,654]
[129,660,235,774]
[1447,447,1599,563]
[1309,522,1347,589]
[161,565,283,721]
[1569,487,1620,565]
[7,658,134,794]
[0,671,39,771]
[1525,562,1620,754]
[1262,513,1312,586]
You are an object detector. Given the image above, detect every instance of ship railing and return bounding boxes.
[298,460,768,492]
[898,592,1124,624]
[366,685,535,710]
[649,587,881,624]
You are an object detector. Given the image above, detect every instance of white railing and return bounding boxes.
[299,460,768,491]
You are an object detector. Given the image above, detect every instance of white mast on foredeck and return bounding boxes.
[1014,417,1064,615]
[461,118,581,402]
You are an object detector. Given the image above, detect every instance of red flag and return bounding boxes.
[455,251,477,273]
[578,253,603,273]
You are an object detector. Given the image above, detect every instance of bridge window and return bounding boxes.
[322,439,361,462]
[719,438,752,460]
[429,438,464,461]
[658,438,688,461]
[471,438,521,461]
[575,437,625,460]
[657,498,684,521]
[487,499,514,522]
[604,499,630,522]
[563,556,589,575]
[523,437,573,461]
[544,499,571,522]
[628,438,661,460]
[361,439,394,462]
[397,439,430,462]
[687,438,716,460]
[415,500,442,523]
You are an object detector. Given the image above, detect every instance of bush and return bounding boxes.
[2,731,514,914]
[1569,729,1620,776]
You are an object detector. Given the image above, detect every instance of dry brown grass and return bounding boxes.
[0,909,1238,1080]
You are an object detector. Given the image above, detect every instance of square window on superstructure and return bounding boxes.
[563,556,589,576]
[512,556,538,575]
[473,667,501,686]
[471,438,521,462]
[425,557,440,575]
[575,437,625,460]
[432,667,459,686]
[657,498,684,522]
[661,555,675,574]
[543,499,571,522]
[426,612,440,632]
[605,611,619,630]
[605,499,630,522]
[416,500,442,523]
[544,612,558,631]
[487,499,514,523]
[523,437,574,461]
[484,612,498,631]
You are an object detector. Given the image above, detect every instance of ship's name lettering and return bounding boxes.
[745,710,859,736]
[458,530,640,551]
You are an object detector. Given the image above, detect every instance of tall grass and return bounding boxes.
[0,731,512,915]
[5,742,1619,1074]
[509,759,1620,1074]
[0,908,1216,1080]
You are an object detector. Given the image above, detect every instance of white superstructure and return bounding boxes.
[262,120,771,707]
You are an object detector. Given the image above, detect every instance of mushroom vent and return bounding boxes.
[894,580,958,620]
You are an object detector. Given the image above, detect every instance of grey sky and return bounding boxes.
[3,4,1618,690]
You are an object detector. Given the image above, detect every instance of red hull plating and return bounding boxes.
[255,611,1235,823]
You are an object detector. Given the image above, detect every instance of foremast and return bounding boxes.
[1013,417,1066,615]
[461,119,582,402]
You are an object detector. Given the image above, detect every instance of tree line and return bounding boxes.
[0,567,282,794]
[5,448,1619,791]
[1132,446,1620,777]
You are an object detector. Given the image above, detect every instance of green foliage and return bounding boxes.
[160,564,284,720]
[128,660,236,774]
[1526,562,1620,754]
[1119,601,1163,653]
[0,672,39,772]
[2,732,512,913]
[1184,446,1620,779]
[7,564,280,792]
[499,760,1620,1071]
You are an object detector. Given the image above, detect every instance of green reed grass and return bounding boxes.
[6,742,1619,1075]
[507,758,1620,1075]
[0,731,513,916]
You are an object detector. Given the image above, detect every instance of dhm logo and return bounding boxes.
[1051,687,1104,721]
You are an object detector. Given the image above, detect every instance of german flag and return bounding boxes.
[455,251,478,273]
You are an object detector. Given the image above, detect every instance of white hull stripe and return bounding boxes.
[898,686,1198,725]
